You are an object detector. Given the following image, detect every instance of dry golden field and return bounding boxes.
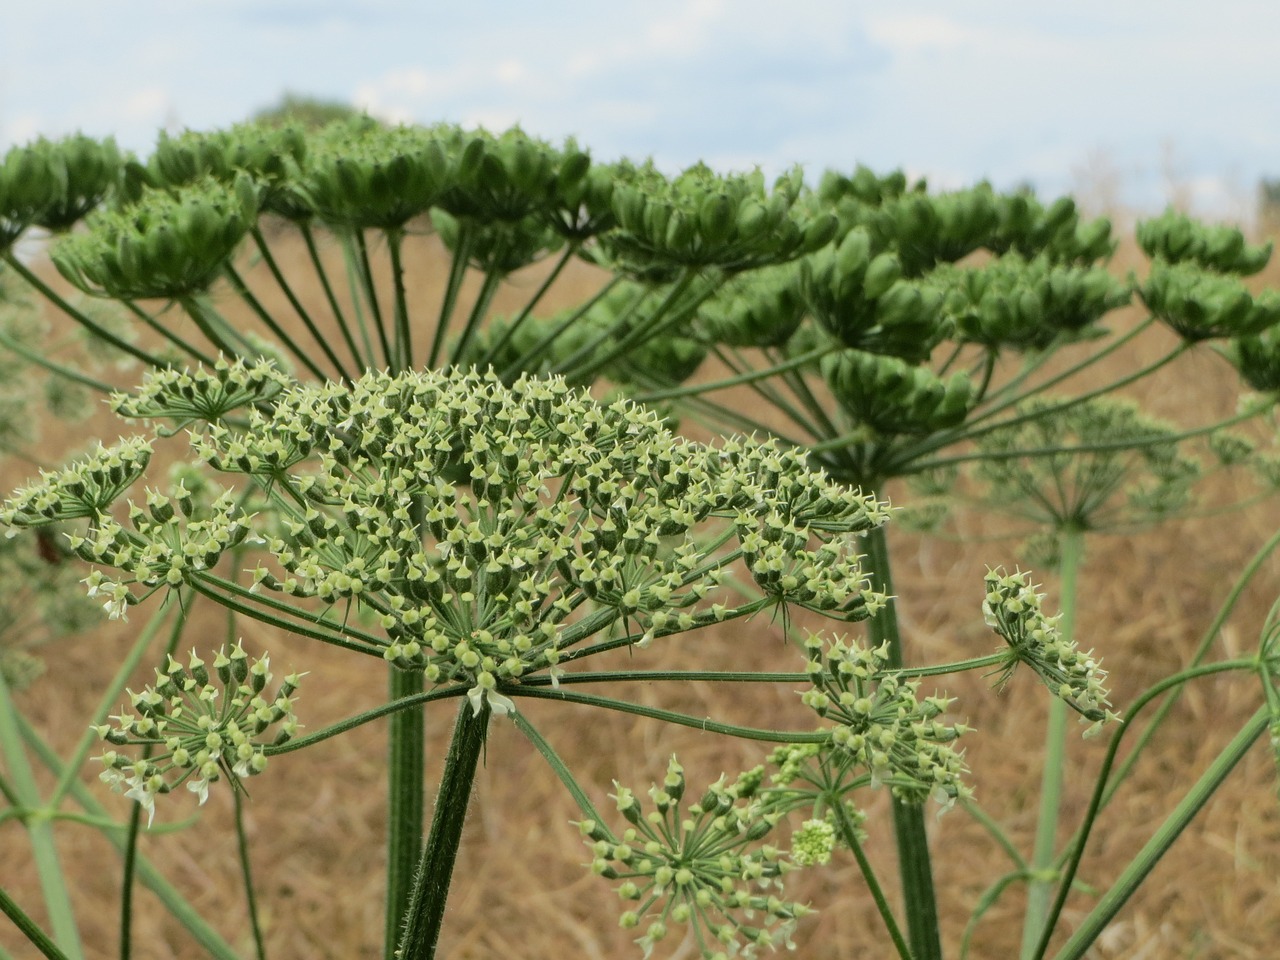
[3,223,1280,960]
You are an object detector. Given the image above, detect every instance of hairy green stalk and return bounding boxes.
[394,700,490,960]
[384,667,427,960]
[861,522,942,960]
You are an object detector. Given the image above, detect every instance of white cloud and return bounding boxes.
[645,0,728,55]
[864,14,986,53]
[120,87,172,123]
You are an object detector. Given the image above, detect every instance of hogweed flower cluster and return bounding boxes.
[109,356,292,430]
[4,365,890,722]
[800,633,972,808]
[982,568,1117,733]
[93,642,301,823]
[580,756,812,960]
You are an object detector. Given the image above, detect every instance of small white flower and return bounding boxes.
[186,777,211,805]
[467,684,516,718]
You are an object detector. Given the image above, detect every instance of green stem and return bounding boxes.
[0,887,71,960]
[0,327,114,394]
[177,295,247,359]
[119,300,215,365]
[234,785,268,960]
[510,685,829,743]
[861,522,942,960]
[354,229,393,369]
[635,344,835,404]
[1,252,164,368]
[834,800,913,960]
[51,600,177,808]
[1096,522,1280,809]
[1019,527,1083,959]
[428,223,473,369]
[0,673,84,960]
[299,221,366,370]
[221,262,327,380]
[1047,706,1268,960]
[16,714,240,960]
[384,666,426,959]
[119,751,146,960]
[394,700,490,960]
[500,275,622,378]
[249,227,352,381]
[510,711,605,824]
[447,266,504,368]
[338,232,378,367]
[475,244,577,369]
[388,228,413,371]
[1027,658,1256,960]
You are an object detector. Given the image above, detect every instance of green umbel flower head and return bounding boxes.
[580,757,812,960]
[7,365,890,721]
[800,633,972,807]
[983,568,1118,733]
[94,642,301,823]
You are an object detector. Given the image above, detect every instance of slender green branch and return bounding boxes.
[234,784,268,960]
[907,405,1261,475]
[250,226,352,380]
[353,229,393,369]
[448,266,504,368]
[428,223,473,369]
[50,599,178,807]
[475,244,578,369]
[860,522,942,960]
[266,686,466,757]
[510,685,829,743]
[221,262,328,380]
[299,221,365,370]
[338,231,378,367]
[500,274,622,378]
[834,799,914,960]
[387,228,413,371]
[0,887,71,960]
[1,252,164,368]
[177,295,247,359]
[1094,523,1280,808]
[17,715,240,959]
[635,344,835,404]
[1023,657,1258,960]
[510,711,607,824]
[385,666,426,959]
[1045,707,1268,960]
[120,300,215,365]
[0,326,114,394]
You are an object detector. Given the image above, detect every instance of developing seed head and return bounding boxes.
[584,760,807,959]
[983,567,1118,732]
[95,641,301,822]
[801,632,971,808]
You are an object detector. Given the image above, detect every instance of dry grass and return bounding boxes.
[4,224,1280,960]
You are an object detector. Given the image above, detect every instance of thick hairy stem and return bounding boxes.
[862,522,942,960]
[394,701,490,960]
[384,667,426,959]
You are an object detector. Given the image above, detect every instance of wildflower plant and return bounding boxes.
[2,119,1280,960]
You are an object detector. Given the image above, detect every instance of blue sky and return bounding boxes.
[4,1,1279,222]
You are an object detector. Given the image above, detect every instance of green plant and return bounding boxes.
[1,122,1279,960]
